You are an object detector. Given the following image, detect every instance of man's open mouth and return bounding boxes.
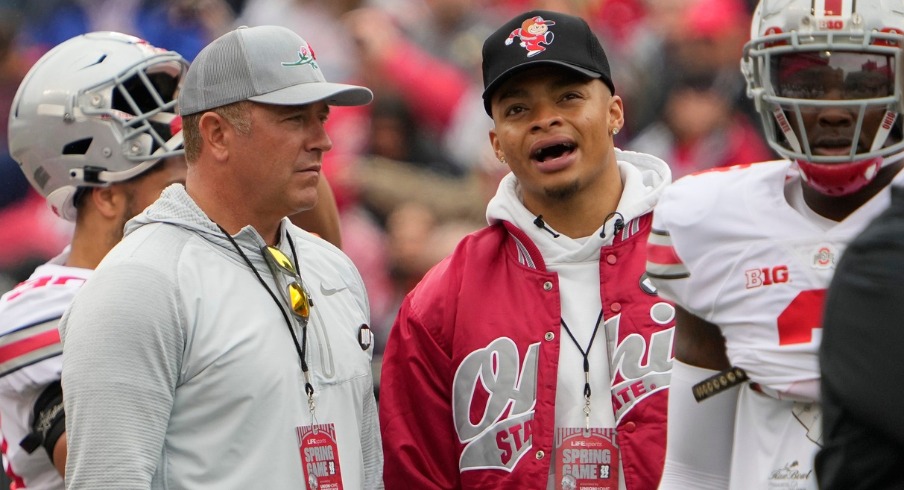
[532,142,575,162]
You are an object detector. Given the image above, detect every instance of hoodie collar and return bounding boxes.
[485,149,670,265]
[125,184,292,269]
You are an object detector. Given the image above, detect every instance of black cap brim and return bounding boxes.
[482,61,607,115]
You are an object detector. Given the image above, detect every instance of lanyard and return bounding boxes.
[218,225,317,418]
[560,309,604,429]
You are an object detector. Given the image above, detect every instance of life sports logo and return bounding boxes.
[504,15,556,57]
[452,311,674,473]
[281,40,319,69]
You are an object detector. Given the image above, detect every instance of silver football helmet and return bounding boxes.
[8,31,188,220]
[742,0,904,195]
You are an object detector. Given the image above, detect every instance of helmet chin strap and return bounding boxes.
[796,157,882,196]
[773,106,899,196]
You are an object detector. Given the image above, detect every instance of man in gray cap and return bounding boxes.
[60,25,382,489]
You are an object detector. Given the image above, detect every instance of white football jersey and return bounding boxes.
[0,250,88,490]
[648,160,898,393]
[647,160,902,489]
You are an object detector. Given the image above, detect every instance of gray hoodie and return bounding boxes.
[60,184,383,489]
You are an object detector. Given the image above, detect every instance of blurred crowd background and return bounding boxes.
[0,0,770,399]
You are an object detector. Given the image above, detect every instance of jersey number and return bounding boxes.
[776,289,826,345]
[8,275,85,301]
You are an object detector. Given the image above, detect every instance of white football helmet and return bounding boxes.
[742,0,904,196]
[8,31,188,220]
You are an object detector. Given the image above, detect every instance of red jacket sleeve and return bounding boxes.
[380,278,461,489]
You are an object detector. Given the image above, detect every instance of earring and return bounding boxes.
[611,127,620,136]
[500,156,507,165]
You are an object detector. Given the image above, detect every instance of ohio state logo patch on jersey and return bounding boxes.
[811,245,836,269]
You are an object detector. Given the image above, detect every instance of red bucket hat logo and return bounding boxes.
[505,15,557,57]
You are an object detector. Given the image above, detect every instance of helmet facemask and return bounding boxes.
[742,2,904,196]
[8,32,188,220]
[67,49,186,186]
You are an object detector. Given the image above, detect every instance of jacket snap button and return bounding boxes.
[611,302,622,312]
[545,332,555,341]
[535,450,545,459]
[624,422,636,432]
[543,281,553,291]
[606,254,617,265]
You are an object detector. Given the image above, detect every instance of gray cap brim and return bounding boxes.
[249,82,373,107]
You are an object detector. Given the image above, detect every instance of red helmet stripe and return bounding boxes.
[170,114,182,136]
[824,0,843,16]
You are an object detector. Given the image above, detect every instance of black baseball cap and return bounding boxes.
[481,10,614,115]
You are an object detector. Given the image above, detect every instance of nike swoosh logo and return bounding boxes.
[320,283,348,296]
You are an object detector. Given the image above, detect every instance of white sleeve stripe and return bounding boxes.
[648,228,673,246]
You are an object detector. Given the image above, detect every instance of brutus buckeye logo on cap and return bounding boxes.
[504,15,556,57]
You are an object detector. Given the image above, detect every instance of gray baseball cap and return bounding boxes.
[179,25,373,116]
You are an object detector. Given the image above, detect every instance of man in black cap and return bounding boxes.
[379,10,675,489]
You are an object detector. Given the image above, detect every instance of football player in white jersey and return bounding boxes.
[646,1,904,489]
[0,32,190,489]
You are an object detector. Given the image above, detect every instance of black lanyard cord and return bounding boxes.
[560,309,604,400]
[217,225,314,398]
[284,235,312,394]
